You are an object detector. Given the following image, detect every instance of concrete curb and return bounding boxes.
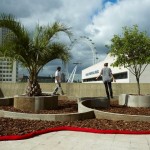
[0,95,94,122]
[78,97,150,122]
[0,110,95,121]
[1,96,150,122]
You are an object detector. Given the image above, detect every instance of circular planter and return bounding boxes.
[78,97,109,113]
[0,96,95,121]
[78,97,150,122]
[119,94,150,107]
[0,110,95,122]
[14,95,58,112]
[0,97,13,106]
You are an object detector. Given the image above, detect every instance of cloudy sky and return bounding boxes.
[0,0,150,79]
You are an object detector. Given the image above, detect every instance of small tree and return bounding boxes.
[0,13,72,96]
[108,25,150,95]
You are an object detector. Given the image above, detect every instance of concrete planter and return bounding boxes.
[0,97,13,106]
[0,96,95,121]
[78,97,150,122]
[78,97,109,113]
[14,95,58,112]
[119,94,150,107]
[1,96,150,122]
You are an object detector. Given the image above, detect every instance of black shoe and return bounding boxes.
[107,97,110,100]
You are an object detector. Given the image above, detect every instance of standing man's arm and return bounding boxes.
[55,76,59,83]
[110,74,115,82]
[96,70,102,80]
[110,68,116,82]
[57,77,61,87]
[55,71,61,87]
[56,76,61,87]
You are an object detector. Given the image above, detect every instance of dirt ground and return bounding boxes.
[0,99,150,136]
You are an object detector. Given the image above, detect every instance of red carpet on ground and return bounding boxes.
[1,126,150,141]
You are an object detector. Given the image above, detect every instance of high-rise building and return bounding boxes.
[0,28,18,82]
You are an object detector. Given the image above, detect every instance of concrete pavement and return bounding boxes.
[0,131,150,150]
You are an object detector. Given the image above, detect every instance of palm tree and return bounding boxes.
[0,13,72,96]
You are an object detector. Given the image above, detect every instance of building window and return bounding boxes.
[83,76,102,82]
[83,72,128,82]
[113,72,128,79]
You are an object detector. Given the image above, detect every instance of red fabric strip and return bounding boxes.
[0,126,150,141]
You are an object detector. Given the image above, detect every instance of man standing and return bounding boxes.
[96,63,115,100]
[52,66,64,95]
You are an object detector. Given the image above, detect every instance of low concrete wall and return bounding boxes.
[0,82,150,98]
[0,83,27,97]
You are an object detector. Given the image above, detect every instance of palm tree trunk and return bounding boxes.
[26,73,42,96]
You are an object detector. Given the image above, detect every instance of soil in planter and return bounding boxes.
[1,117,150,136]
[0,100,78,114]
[0,99,150,115]
[93,100,150,116]
[1,99,150,136]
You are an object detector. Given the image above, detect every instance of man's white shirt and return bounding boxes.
[55,70,61,83]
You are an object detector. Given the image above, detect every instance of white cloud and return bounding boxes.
[1,0,150,78]
[86,0,150,51]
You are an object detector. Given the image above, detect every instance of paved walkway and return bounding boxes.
[0,131,150,150]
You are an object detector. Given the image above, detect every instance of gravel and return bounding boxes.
[0,100,78,114]
[0,99,150,136]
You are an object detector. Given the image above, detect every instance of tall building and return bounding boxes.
[0,28,18,82]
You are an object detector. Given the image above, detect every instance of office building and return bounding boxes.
[0,28,18,82]
[82,53,150,83]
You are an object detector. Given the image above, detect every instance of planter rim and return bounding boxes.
[121,94,150,97]
[14,95,54,98]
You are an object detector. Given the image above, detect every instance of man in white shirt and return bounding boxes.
[52,66,64,95]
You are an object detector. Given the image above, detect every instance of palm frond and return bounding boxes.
[42,22,72,46]
[34,43,70,74]
[0,13,30,49]
[0,13,72,96]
